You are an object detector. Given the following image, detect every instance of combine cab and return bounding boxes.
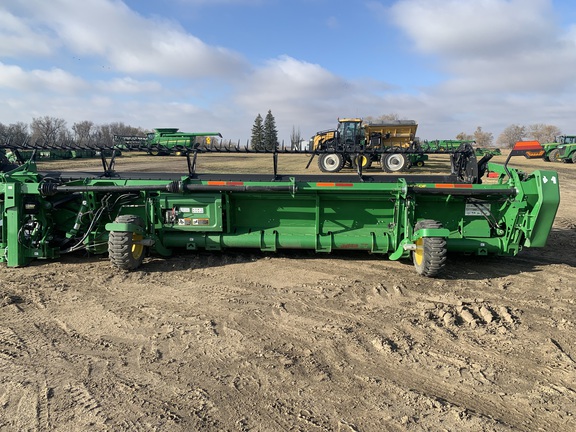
[0,139,559,277]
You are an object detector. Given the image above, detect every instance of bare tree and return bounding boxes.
[456,127,493,146]
[290,125,302,149]
[456,132,474,141]
[93,122,146,147]
[364,113,400,124]
[527,123,561,144]
[473,127,494,147]
[0,122,29,145]
[30,116,67,145]
[72,120,95,145]
[497,124,527,148]
[4,122,30,145]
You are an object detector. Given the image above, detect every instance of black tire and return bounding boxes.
[108,215,146,270]
[548,149,561,162]
[572,153,576,164]
[148,148,169,156]
[415,160,425,167]
[381,154,409,172]
[351,154,372,170]
[412,220,447,277]
[318,153,344,173]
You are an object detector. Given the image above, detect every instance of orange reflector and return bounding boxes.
[207,181,244,186]
[434,184,474,188]
[316,182,354,187]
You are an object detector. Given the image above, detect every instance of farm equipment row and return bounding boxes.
[114,128,223,156]
[308,119,502,174]
[0,139,559,277]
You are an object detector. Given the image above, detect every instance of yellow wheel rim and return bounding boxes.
[414,238,424,266]
[132,233,144,260]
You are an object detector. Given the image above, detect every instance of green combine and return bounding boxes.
[115,128,222,156]
[0,140,559,277]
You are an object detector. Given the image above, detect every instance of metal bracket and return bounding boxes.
[186,150,199,178]
[99,149,120,177]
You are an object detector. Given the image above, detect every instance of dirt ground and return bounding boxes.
[0,151,574,431]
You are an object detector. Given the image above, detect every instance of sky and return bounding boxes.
[1,0,576,144]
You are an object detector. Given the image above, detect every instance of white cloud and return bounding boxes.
[237,56,346,104]
[390,0,555,57]
[1,0,248,78]
[382,0,576,97]
[97,77,163,94]
[234,56,362,134]
[0,10,56,57]
[0,62,87,93]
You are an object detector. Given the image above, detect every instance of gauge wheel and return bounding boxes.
[381,153,409,172]
[412,219,447,277]
[318,153,344,173]
[108,215,146,270]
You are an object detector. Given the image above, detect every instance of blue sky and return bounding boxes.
[1,0,575,143]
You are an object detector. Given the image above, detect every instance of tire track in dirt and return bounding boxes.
[1,156,575,430]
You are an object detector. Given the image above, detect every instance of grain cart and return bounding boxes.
[310,118,426,172]
[0,140,559,277]
[115,128,222,156]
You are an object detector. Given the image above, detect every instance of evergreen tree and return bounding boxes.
[250,114,264,150]
[263,109,278,151]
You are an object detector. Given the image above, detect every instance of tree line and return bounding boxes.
[1,113,564,151]
[455,124,562,148]
[0,116,147,147]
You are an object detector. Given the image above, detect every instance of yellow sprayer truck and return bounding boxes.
[309,118,424,172]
